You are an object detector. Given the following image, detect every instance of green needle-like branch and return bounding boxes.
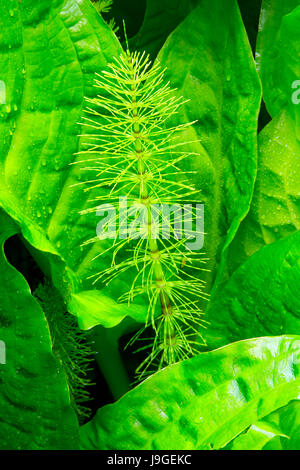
[76,48,208,379]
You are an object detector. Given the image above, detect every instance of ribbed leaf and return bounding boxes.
[0,0,262,329]
[80,336,300,450]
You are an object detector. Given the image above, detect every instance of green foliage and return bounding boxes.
[76,49,208,376]
[256,0,300,117]
[0,0,299,451]
[93,0,114,14]
[157,0,261,295]
[227,1,300,273]
[80,336,300,449]
[0,211,79,449]
[34,283,93,423]
[204,231,300,349]
[0,0,137,332]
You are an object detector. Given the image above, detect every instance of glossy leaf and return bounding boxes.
[227,112,300,272]
[227,2,300,273]
[157,0,261,296]
[256,0,300,117]
[204,231,300,349]
[80,336,300,450]
[0,211,79,449]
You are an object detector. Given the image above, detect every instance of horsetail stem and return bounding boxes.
[128,52,174,351]
[75,49,209,378]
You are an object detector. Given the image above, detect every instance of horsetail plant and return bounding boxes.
[74,44,209,379]
[34,283,93,423]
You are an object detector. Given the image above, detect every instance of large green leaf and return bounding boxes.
[133,0,262,60]
[204,231,300,349]
[157,0,261,296]
[0,211,79,449]
[256,0,300,117]
[0,0,149,330]
[80,335,300,450]
[227,2,300,273]
[227,112,300,272]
